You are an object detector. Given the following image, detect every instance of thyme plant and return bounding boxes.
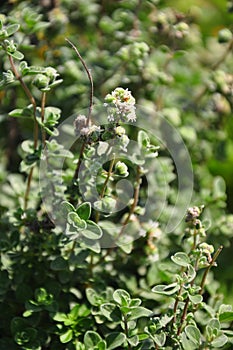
[0,2,233,349]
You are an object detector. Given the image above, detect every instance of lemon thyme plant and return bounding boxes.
[1,2,233,349]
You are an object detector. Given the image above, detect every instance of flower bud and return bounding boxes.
[185,206,203,222]
[74,115,87,135]
[115,126,126,136]
[218,28,232,43]
[115,161,128,177]
[45,67,59,82]
[32,74,50,90]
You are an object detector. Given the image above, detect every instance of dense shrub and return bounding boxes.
[0,1,233,349]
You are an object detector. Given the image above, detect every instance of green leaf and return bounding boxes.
[60,329,73,343]
[152,283,179,295]
[138,130,150,149]
[186,264,196,282]
[208,318,220,330]
[11,317,26,333]
[53,313,68,322]
[76,202,91,220]
[117,241,133,254]
[81,221,102,240]
[219,312,233,323]
[129,298,141,307]
[10,50,24,60]
[128,306,152,320]
[152,333,166,347]
[100,303,121,322]
[67,212,87,230]
[97,141,109,156]
[171,252,190,267]
[185,325,201,346]
[80,238,101,253]
[9,106,33,118]
[127,335,139,346]
[6,23,20,36]
[181,333,196,350]
[84,331,102,347]
[211,334,228,348]
[86,288,103,307]
[113,289,130,306]
[188,294,203,304]
[61,200,76,213]
[50,257,68,271]
[106,332,126,349]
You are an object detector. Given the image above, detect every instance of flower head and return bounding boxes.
[74,114,87,135]
[104,87,136,123]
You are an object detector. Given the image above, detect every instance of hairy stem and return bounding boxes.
[95,155,115,223]
[66,38,93,125]
[66,39,94,182]
[199,245,223,295]
[172,280,184,325]
[24,168,34,211]
[123,315,132,350]
[41,92,47,148]
[118,165,141,237]
[177,296,190,336]
[8,55,38,149]
[8,55,38,210]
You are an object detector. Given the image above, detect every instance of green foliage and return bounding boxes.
[0,1,233,349]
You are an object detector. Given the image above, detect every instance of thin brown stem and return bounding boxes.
[24,167,34,211]
[176,255,199,335]
[199,245,223,295]
[172,281,184,325]
[8,55,38,149]
[65,38,94,125]
[66,39,94,182]
[177,296,190,336]
[118,165,141,237]
[123,315,132,350]
[41,92,47,148]
[95,156,115,223]
[73,141,86,180]
[8,55,39,210]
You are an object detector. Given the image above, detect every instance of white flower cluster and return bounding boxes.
[104,87,136,123]
[74,115,100,137]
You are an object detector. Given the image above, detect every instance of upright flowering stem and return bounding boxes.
[8,55,38,150]
[66,38,93,125]
[66,39,94,181]
[199,245,223,295]
[95,155,116,223]
[8,55,39,210]
[118,165,141,237]
[41,92,47,148]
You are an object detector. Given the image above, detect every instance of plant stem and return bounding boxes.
[41,92,47,148]
[65,38,94,125]
[8,55,38,149]
[66,39,94,182]
[177,255,199,335]
[24,168,34,211]
[123,315,132,350]
[95,155,115,223]
[177,296,190,336]
[118,165,141,237]
[172,281,184,325]
[199,245,223,295]
[73,140,86,181]
[8,55,39,210]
